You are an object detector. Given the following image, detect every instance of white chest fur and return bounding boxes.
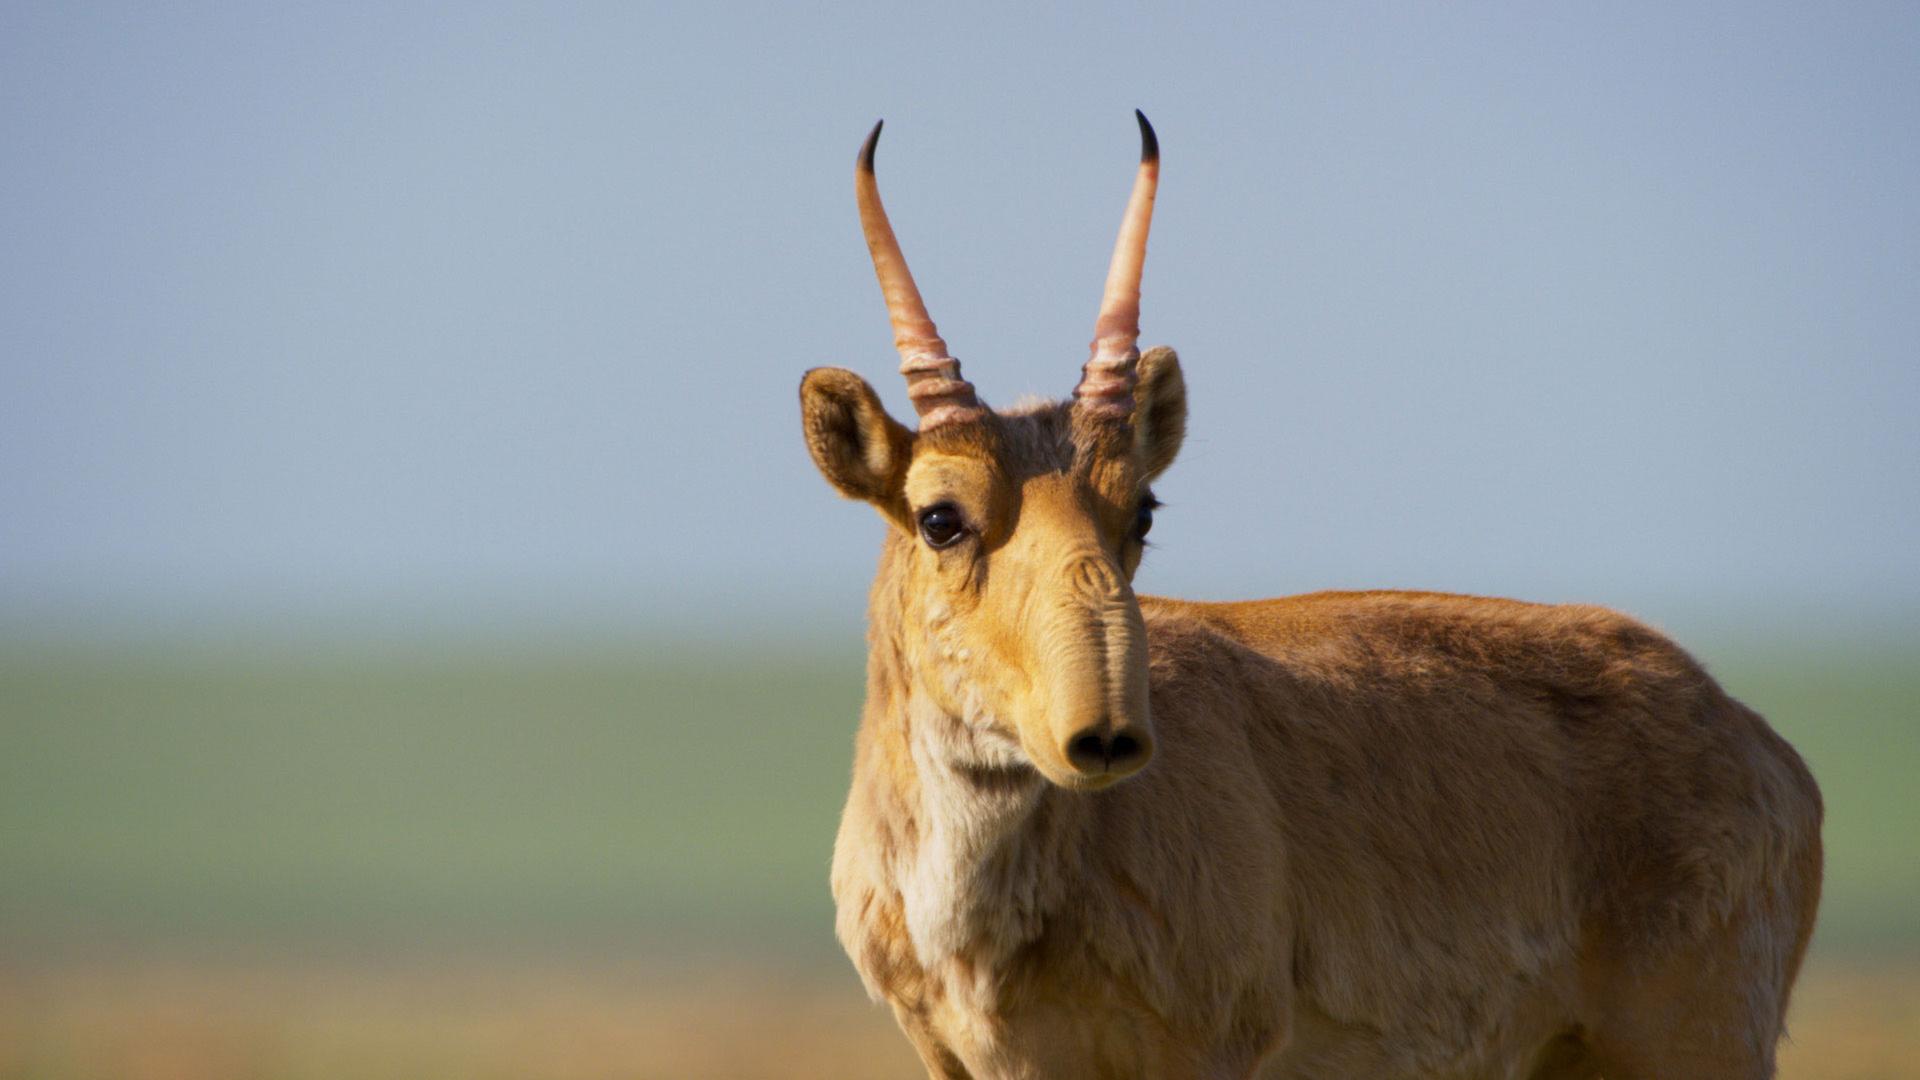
[896,699,1057,972]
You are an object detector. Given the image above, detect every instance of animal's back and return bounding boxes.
[1139,590,1824,1076]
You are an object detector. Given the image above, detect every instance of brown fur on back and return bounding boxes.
[1153,591,1822,1072]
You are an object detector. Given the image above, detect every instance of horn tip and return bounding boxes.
[1134,109,1158,163]
[859,120,883,172]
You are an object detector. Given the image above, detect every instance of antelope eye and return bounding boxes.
[1135,497,1156,539]
[918,504,967,548]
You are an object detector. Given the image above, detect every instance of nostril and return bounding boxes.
[1108,732,1144,764]
[1066,732,1109,770]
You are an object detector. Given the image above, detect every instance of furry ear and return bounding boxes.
[800,367,913,506]
[1133,346,1187,481]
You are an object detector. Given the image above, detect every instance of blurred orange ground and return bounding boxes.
[0,952,1911,1080]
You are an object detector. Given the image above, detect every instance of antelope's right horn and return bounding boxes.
[856,121,985,430]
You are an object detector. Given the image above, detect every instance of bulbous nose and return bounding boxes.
[1062,720,1154,780]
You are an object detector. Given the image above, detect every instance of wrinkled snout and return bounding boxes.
[1026,552,1156,790]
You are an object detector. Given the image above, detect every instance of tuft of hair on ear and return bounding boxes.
[1133,346,1187,481]
[799,367,914,505]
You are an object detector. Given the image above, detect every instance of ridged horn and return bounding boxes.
[856,120,984,429]
[1074,110,1159,418]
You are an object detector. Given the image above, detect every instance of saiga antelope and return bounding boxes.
[798,113,1823,1079]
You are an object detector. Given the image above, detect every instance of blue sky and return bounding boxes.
[2,3,1915,640]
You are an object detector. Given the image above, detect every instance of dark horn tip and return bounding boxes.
[1134,109,1158,163]
[858,120,883,172]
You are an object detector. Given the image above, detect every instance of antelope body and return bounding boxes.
[799,115,1823,1079]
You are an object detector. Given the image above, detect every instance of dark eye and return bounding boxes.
[918,504,967,548]
[1135,496,1156,539]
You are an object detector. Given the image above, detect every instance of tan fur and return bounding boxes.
[799,351,1823,1079]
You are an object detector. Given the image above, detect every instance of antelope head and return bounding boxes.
[800,113,1187,792]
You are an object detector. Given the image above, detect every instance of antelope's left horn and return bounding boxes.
[1074,110,1160,418]
[856,120,985,430]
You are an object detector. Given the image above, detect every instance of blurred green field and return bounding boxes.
[0,639,867,957]
[1,632,1914,957]
[0,630,1916,1078]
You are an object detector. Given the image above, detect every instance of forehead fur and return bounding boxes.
[912,397,1079,482]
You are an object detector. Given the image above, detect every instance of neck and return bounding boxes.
[895,694,1064,965]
